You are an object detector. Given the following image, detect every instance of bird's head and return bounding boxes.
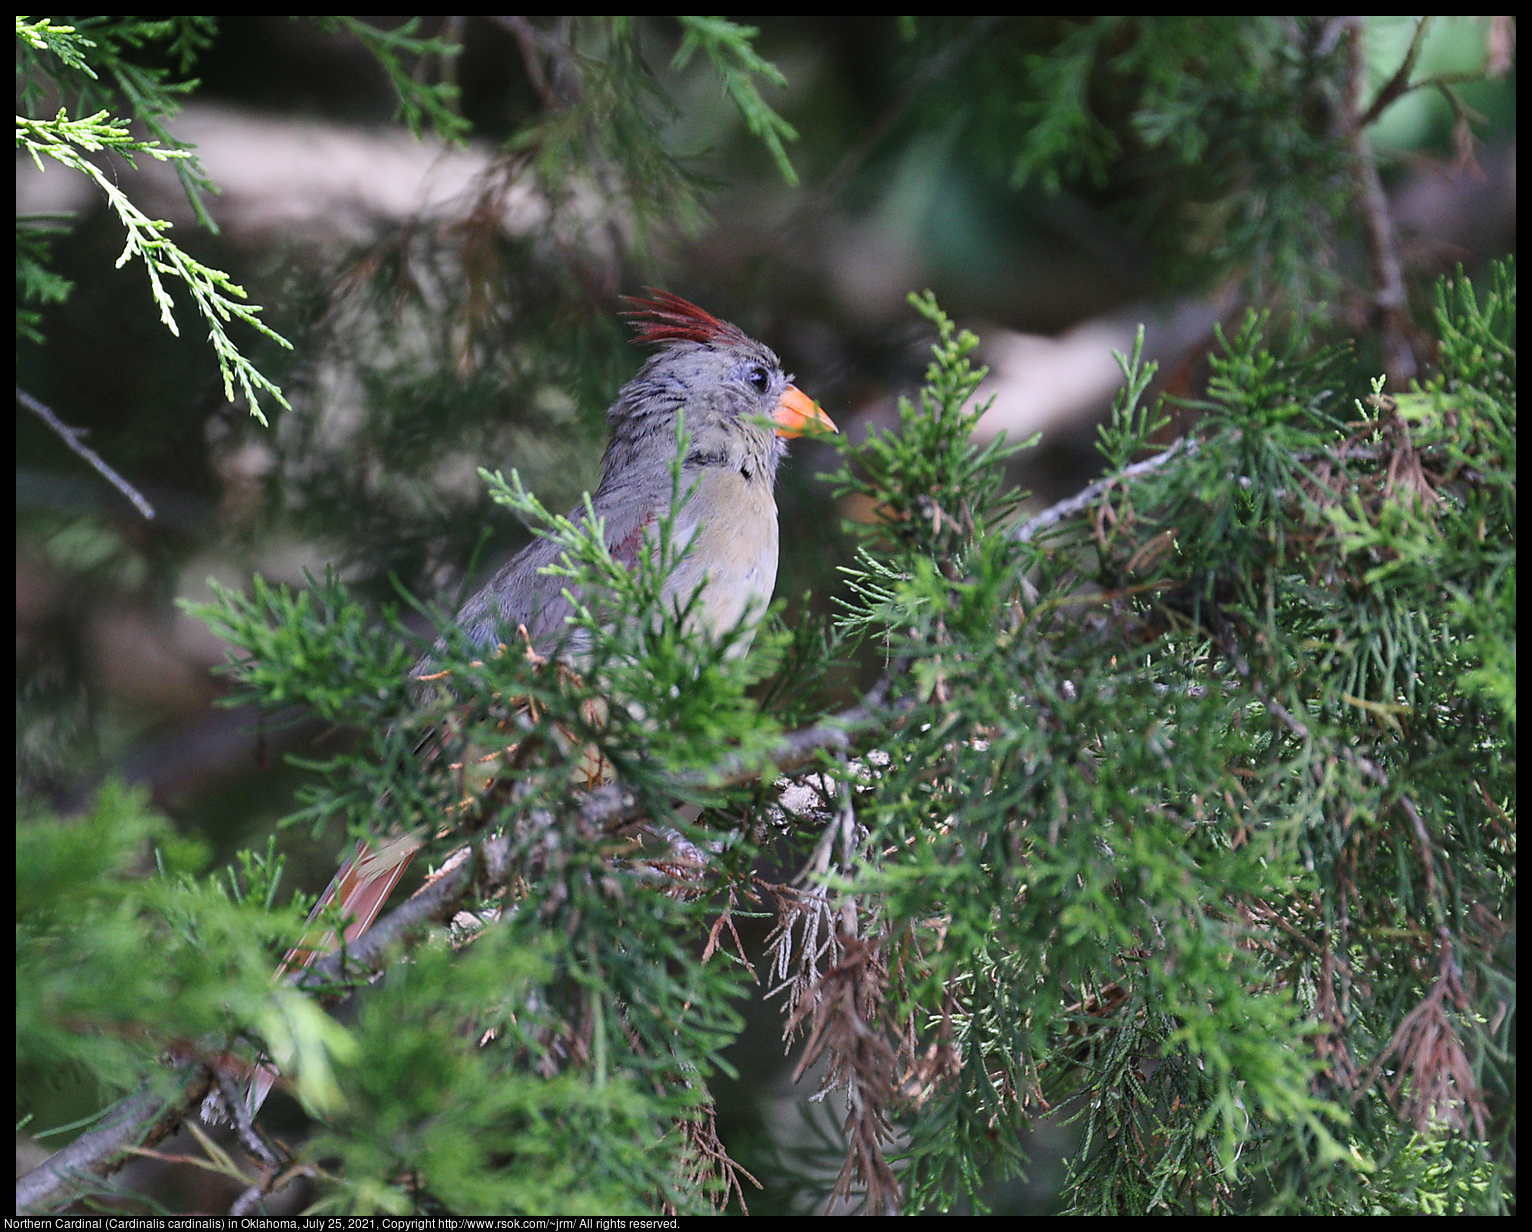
[602,290,836,488]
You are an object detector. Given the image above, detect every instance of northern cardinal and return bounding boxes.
[246,290,835,1113]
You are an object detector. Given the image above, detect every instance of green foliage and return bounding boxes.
[15,219,74,342]
[18,266,1514,1215]
[174,443,777,1211]
[15,16,290,418]
[488,16,799,262]
[15,14,1513,1217]
[817,272,1512,1213]
[313,16,469,144]
[477,455,786,785]
[16,16,220,224]
[833,291,1028,601]
[672,16,800,185]
[189,570,420,722]
[305,931,707,1215]
[911,16,1389,332]
[18,107,293,420]
[15,781,356,1117]
[1094,326,1169,471]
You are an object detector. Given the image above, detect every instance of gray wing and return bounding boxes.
[411,491,661,688]
[451,532,582,653]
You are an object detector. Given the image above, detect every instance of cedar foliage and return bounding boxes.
[18,273,1515,1214]
[16,16,1514,1217]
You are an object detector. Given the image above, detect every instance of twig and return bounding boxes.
[215,1065,292,1215]
[298,685,897,984]
[1356,16,1432,129]
[573,684,900,837]
[1246,667,1446,926]
[16,1065,215,1213]
[1012,437,1199,544]
[1342,18,1417,385]
[1396,793,1442,910]
[494,15,579,111]
[213,1069,279,1170]
[302,840,483,985]
[1009,401,1428,550]
[17,387,156,519]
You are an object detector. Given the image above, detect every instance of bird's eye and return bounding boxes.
[746,365,770,394]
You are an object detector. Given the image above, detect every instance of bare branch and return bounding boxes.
[1012,437,1199,543]
[1342,18,1418,384]
[17,387,156,519]
[1357,16,1432,129]
[16,1065,214,1213]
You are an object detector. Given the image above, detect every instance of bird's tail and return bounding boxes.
[243,831,423,1115]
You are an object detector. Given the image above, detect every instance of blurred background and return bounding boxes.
[15,16,1516,1213]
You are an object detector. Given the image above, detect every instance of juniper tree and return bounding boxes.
[18,270,1515,1213]
[17,15,1514,1218]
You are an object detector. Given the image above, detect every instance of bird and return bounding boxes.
[245,290,835,1113]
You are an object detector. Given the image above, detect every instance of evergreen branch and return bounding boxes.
[15,17,97,75]
[14,683,894,1209]
[100,43,220,231]
[314,17,468,144]
[16,387,156,519]
[17,217,76,341]
[245,688,905,1208]
[672,16,800,185]
[311,686,899,982]
[16,110,293,422]
[20,18,222,228]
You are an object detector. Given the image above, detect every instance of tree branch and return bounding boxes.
[15,1065,215,1213]
[1012,436,1199,543]
[17,387,156,520]
[1342,17,1418,385]
[14,674,900,1209]
[1356,15,1431,129]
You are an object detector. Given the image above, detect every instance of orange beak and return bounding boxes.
[772,384,838,438]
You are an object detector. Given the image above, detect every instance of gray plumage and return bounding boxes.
[418,307,831,680]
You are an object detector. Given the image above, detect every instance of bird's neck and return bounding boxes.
[598,417,783,509]
[682,429,784,488]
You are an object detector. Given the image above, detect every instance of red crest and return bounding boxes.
[620,288,751,348]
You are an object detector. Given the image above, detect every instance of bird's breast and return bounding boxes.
[669,467,780,643]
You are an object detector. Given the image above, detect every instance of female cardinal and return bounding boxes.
[451,288,836,656]
[246,290,834,1113]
